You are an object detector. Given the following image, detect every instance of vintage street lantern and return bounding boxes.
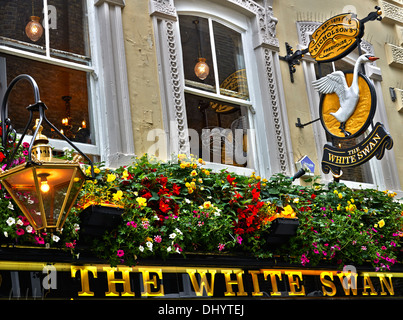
[0,74,94,232]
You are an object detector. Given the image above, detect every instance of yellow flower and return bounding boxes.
[122,170,129,180]
[190,170,197,176]
[203,201,212,209]
[378,219,385,228]
[107,174,116,183]
[94,167,100,174]
[178,154,187,160]
[113,190,123,201]
[282,205,296,218]
[338,193,343,199]
[136,197,147,207]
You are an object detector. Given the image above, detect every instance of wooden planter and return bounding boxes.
[266,218,299,245]
[79,205,124,237]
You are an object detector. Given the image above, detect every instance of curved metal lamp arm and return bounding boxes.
[0,74,94,178]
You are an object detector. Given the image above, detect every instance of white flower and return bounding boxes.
[26,226,33,234]
[167,246,172,252]
[16,219,23,226]
[52,235,60,242]
[139,245,144,252]
[7,202,14,210]
[6,217,15,226]
[169,233,176,239]
[74,223,80,231]
[175,228,182,235]
[184,198,191,204]
[146,241,153,251]
[4,231,8,238]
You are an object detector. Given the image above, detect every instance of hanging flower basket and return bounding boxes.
[79,204,124,237]
[266,218,299,244]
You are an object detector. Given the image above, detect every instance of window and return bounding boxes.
[0,0,95,152]
[179,15,253,168]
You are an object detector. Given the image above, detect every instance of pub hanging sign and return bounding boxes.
[308,7,393,178]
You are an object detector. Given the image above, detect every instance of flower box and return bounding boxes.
[79,205,124,237]
[266,218,299,245]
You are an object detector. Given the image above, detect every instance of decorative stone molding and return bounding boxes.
[380,0,403,24]
[385,43,403,68]
[149,0,177,20]
[395,88,403,112]
[263,48,289,173]
[95,0,125,7]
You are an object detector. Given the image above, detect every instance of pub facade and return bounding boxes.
[0,0,403,302]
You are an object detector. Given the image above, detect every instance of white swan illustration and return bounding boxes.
[312,54,378,136]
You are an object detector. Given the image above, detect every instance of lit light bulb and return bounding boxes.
[194,58,210,80]
[40,180,50,193]
[38,173,50,193]
[25,16,44,42]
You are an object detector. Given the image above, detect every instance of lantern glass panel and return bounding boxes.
[58,168,86,228]
[1,166,44,229]
[37,167,76,228]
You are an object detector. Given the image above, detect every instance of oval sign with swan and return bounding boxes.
[315,68,376,139]
[308,13,362,62]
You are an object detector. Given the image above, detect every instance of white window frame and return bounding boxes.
[297,21,401,191]
[150,0,294,179]
[0,0,99,158]
[0,0,135,167]
[179,10,257,176]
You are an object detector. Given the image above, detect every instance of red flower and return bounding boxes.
[251,188,260,202]
[311,194,316,200]
[156,175,168,187]
[0,152,5,162]
[172,183,181,196]
[159,199,170,213]
[226,174,236,185]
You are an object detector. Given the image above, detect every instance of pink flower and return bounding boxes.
[35,236,45,244]
[154,235,162,243]
[22,142,30,148]
[218,243,225,251]
[127,221,137,228]
[117,249,124,257]
[16,228,24,235]
[236,235,243,245]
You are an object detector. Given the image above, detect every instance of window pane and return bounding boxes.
[1,53,93,145]
[213,21,249,100]
[179,16,216,92]
[48,0,91,63]
[185,93,250,167]
[0,0,46,53]
[0,0,90,65]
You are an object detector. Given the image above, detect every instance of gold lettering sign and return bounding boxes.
[308,13,361,62]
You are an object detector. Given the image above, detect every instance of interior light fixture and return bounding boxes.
[25,16,44,42]
[193,20,210,80]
